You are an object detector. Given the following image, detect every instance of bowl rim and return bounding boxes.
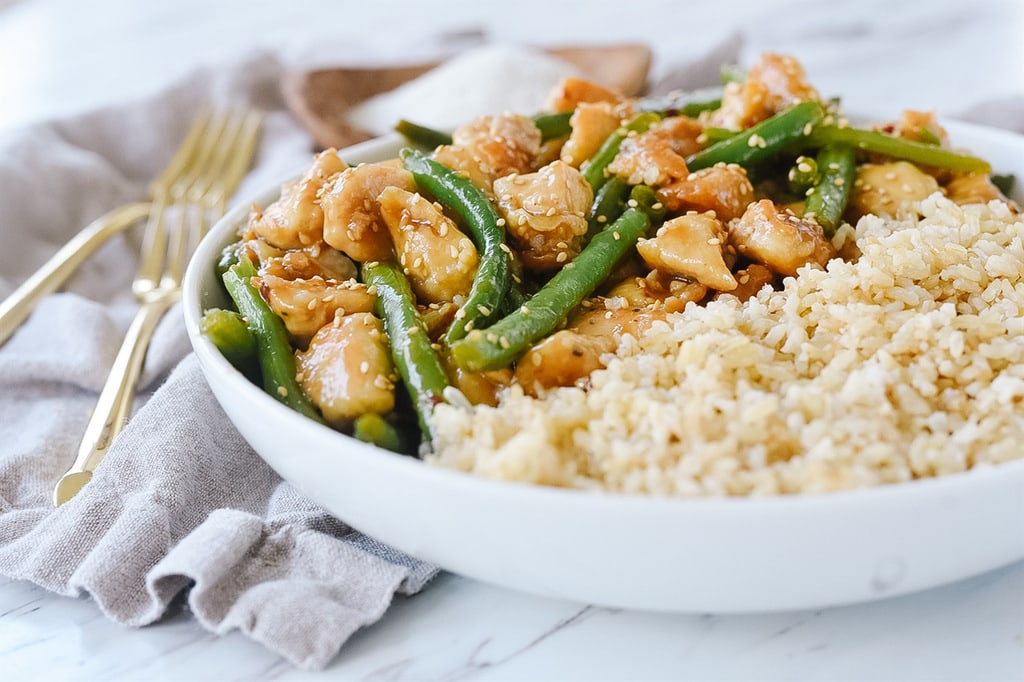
[182,121,1024,514]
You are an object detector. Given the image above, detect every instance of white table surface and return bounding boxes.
[1,0,1023,679]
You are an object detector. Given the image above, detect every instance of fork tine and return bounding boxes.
[55,107,263,506]
[147,109,212,196]
[205,110,263,214]
[135,112,221,294]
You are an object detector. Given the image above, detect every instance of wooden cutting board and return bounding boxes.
[281,44,652,150]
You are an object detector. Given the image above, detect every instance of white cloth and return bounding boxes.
[0,37,1020,671]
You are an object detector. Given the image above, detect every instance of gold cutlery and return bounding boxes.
[0,203,150,346]
[53,108,262,506]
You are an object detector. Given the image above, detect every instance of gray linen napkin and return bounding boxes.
[0,51,440,671]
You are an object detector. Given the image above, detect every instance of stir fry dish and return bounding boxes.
[203,52,1018,471]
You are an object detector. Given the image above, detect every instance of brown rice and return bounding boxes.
[427,194,1024,496]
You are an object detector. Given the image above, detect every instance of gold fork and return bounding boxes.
[53,109,262,506]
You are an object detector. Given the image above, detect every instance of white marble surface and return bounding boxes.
[1,0,1023,679]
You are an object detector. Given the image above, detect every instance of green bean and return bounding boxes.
[200,307,258,376]
[804,143,856,236]
[395,119,452,149]
[534,111,573,141]
[915,126,943,146]
[992,174,1015,197]
[701,127,738,144]
[687,101,826,171]
[635,86,724,117]
[804,125,992,174]
[450,189,657,372]
[586,175,630,240]
[400,147,511,344]
[362,260,450,441]
[352,413,405,452]
[787,155,819,194]
[580,111,662,190]
[222,257,324,423]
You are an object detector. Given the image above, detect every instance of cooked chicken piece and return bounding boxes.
[237,237,284,268]
[249,150,347,250]
[535,135,568,167]
[658,163,755,221]
[257,273,375,344]
[606,270,708,313]
[889,110,949,146]
[559,101,624,168]
[712,263,776,303]
[944,173,1015,208]
[657,116,706,158]
[606,119,698,187]
[545,77,625,113]
[515,330,609,396]
[419,301,459,341]
[494,160,593,271]
[321,160,415,262]
[637,212,737,291]
[514,306,664,394]
[847,162,940,220]
[440,352,513,407]
[709,53,820,130]
[295,313,395,428]
[433,114,543,194]
[259,245,358,282]
[377,186,479,304]
[730,199,836,277]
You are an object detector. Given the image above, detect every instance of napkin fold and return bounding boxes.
[0,50,442,671]
[1,32,1019,671]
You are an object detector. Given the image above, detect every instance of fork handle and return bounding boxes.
[54,295,176,506]
[0,202,151,347]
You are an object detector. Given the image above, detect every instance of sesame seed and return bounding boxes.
[627,199,638,208]
[556,251,568,263]
[499,336,510,349]
[360,361,370,374]
[277,386,288,397]
[613,232,620,240]
[477,305,491,316]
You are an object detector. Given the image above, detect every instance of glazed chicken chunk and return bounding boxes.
[729,199,835,277]
[256,274,375,345]
[637,212,738,291]
[321,161,416,263]
[377,186,479,304]
[494,160,593,271]
[295,312,396,428]
[433,113,543,193]
[250,149,347,249]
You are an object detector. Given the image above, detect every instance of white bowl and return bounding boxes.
[183,123,1024,613]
